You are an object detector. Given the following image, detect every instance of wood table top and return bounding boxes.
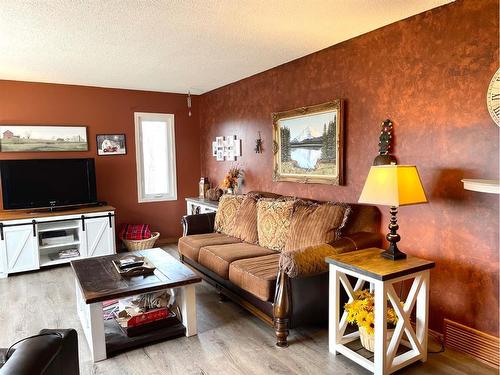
[0,205,115,221]
[325,248,435,281]
[71,248,202,303]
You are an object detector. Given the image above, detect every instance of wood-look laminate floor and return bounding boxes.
[0,245,495,375]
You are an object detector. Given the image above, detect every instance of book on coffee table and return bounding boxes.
[111,256,156,277]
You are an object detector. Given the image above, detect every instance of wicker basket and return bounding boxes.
[359,326,394,352]
[206,187,223,201]
[122,232,160,251]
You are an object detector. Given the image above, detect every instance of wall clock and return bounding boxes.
[487,68,500,126]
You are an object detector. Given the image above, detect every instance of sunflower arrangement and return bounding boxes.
[220,166,241,192]
[344,289,398,336]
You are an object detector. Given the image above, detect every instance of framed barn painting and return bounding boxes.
[272,100,344,185]
[0,125,88,152]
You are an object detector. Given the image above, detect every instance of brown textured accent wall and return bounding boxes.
[0,80,200,240]
[200,0,499,335]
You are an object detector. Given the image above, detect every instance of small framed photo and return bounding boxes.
[234,137,242,156]
[225,135,235,148]
[216,149,224,161]
[96,134,126,156]
[226,148,235,161]
[216,136,224,147]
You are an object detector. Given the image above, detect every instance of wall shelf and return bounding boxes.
[461,179,500,194]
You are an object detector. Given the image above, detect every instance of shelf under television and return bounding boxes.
[39,241,80,251]
[39,254,81,267]
[38,223,80,233]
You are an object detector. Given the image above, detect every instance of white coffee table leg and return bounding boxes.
[75,280,106,362]
[177,284,197,336]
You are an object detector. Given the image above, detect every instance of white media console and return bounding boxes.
[0,206,116,278]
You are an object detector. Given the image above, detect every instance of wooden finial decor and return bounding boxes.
[373,119,397,166]
[254,131,263,153]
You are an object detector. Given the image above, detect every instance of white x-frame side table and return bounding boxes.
[326,248,435,375]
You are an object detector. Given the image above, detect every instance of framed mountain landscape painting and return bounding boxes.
[272,100,344,185]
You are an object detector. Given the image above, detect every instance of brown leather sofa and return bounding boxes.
[178,192,381,347]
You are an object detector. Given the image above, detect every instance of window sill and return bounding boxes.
[138,196,177,203]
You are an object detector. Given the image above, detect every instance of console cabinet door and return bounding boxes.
[1,225,39,274]
[82,217,115,257]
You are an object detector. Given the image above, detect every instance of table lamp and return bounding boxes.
[358,165,427,260]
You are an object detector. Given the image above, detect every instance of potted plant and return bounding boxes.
[344,289,399,352]
[220,166,242,194]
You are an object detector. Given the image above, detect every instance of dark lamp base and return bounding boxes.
[381,248,407,260]
[383,206,407,261]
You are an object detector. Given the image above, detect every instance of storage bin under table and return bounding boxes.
[326,248,435,375]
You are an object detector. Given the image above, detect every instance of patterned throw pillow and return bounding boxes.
[257,198,295,251]
[284,200,350,251]
[228,194,260,243]
[214,194,244,235]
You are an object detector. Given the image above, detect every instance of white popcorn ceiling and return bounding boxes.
[0,0,454,94]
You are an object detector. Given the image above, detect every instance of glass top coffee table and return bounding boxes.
[71,248,202,362]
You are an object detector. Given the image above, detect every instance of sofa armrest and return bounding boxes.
[279,231,382,278]
[182,212,216,236]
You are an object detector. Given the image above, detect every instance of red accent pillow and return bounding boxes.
[120,224,152,240]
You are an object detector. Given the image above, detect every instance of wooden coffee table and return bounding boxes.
[71,248,202,362]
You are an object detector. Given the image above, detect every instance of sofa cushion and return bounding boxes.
[284,200,350,251]
[257,198,295,251]
[229,254,280,302]
[198,243,276,279]
[214,194,244,235]
[228,194,260,243]
[178,233,241,262]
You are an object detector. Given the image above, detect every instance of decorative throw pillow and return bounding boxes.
[284,200,350,251]
[119,224,152,240]
[214,194,244,235]
[228,194,260,243]
[257,198,295,251]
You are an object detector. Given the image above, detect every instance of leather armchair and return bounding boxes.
[0,329,79,375]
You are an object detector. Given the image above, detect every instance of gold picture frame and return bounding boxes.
[272,100,344,185]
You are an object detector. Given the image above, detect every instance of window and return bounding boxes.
[134,112,177,202]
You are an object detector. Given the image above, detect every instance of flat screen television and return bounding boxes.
[0,158,98,210]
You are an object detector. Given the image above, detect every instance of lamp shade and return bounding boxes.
[358,165,427,207]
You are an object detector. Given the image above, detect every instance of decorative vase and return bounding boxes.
[226,187,234,195]
[359,326,394,352]
[199,177,209,198]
